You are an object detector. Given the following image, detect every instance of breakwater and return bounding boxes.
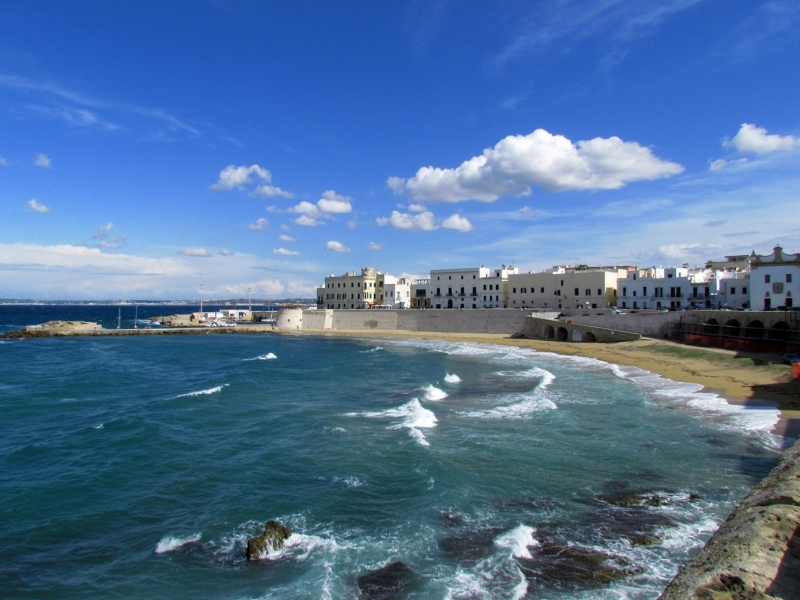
[1,323,275,338]
[659,438,800,599]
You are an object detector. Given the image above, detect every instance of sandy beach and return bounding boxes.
[286,329,800,437]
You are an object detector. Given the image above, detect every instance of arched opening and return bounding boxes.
[724,319,740,337]
[746,320,764,339]
[583,331,597,342]
[556,327,568,341]
[770,321,790,342]
[704,318,719,335]
[544,325,555,340]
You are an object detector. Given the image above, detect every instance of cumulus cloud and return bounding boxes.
[441,213,474,232]
[26,199,50,213]
[376,210,438,231]
[723,123,797,155]
[290,190,353,226]
[253,184,294,198]
[34,153,51,168]
[369,242,385,251]
[248,217,270,230]
[388,128,684,202]
[408,203,427,212]
[279,234,296,242]
[273,248,299,256]
[325,240,351,252]
[178,247,210,257]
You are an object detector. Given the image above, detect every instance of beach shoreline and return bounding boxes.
[281,329,800,438]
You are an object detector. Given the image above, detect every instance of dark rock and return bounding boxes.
[245,520,292,560]
[439,511,465,528]
[357,561,414,599]
[440,528,505,561]
[517,543,643,588]
[596,489,699,507]
[629,534,662,547]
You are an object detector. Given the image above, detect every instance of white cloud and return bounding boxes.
[389,128,684,202]
[709,157,748,172]
[290,190,353,226]
[248,217,270,230]
[218,249,235,256]
[281,224,291,231]
[26,199,50,213]
[273,248,299,256]
[34,153,51,168]
[723,123,797,155]
[408,203,427,212]
[325,240,351,252]
[279,234,296,242]
[376,210,438,231]
[441,213,474,232]
[211,164,271,190]
[295,214,323,227]
[0,157,8,167]
[317,190,353,213]
[178,247,210,257]
[368,242,385,251]
[253,184,294,198]
[91,222,128,248]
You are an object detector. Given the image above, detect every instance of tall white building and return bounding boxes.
[429,267,490,309]
[617,267,691,310]
[383,276,411,308]
[749,245,800,310]
[317,266,384,309]
[478,265,519,308]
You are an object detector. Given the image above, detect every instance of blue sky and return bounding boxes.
[1,0,799,300]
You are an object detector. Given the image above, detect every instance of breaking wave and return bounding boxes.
[444,373,461,384]
[172,384,228,398]
[422,384,448,401]
[155,534,201,554]
[245,352,277,361]
[350,399,437,446]
[494,524,539,559]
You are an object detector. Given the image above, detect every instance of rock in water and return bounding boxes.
[245,520,292,560]
[357,561,414,599]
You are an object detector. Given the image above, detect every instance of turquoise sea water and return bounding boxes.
[0,307,784,599]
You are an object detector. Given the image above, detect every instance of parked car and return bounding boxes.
[611,309,626,315]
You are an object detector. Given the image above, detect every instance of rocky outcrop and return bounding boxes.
[244,520,292,560]
[357,561,414,599]
[659,439,800,599]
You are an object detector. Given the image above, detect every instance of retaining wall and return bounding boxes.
[564,312,683,338]
[524,317,641,343]
[659,438,800,599]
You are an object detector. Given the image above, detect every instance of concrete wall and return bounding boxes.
[563,312,683,338]
[276,308,553,334]
[524,317,641,343]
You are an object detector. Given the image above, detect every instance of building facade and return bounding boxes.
[749,246,800,310]
[507,268,625,310]
[429,267,491,309]
[317,266,383,309]
[383,277,411,308]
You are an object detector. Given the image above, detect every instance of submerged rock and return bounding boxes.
[440,528,505,561]
[517,542,644,588]
[244,520,292,560]
[357,561,414,599]
[596,488,701,507]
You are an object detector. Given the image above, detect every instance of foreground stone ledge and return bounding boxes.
[659,439,800,599]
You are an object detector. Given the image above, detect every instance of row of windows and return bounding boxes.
[324,293,377,300]
[510,287,604,296]
[326,281,378,288]
[435,274,479,280]
[764,274,793,283]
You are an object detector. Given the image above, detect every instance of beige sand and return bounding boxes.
[283,329,800,436]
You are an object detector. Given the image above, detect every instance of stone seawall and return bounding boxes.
[563,312,683,338]
[659,438,800,599]
[278,308,549,334]
[524,317,641,343]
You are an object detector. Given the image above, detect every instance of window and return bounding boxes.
[560,279,564,286]
[449,276,452,280]
[483,284,487,290]
[643,287,647,295]
[730,287,736,295]
[597,289,602,296]
[541,287,545,293]
[575,288,579,296]
[521,287,527,293]
[633,291,637,296]
[513,288,517,293]
[622,287,627,296]
[765,274,771,283]
[743,287,748,294]
[472,287,476,295]
[585,289,591,296]
[788,274,793,283]
[461,275,464,279]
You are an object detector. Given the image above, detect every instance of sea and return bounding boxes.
[0,305,786,599]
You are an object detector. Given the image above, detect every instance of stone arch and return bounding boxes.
[544,325,555,340]
[724,319,740,337]
[556,327,568,341]
[583,331,597,342]
[746,320,764,339]
[704,318,719,335]
[770,321,790,342]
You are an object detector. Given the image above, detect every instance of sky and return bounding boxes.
[1,0,799,300]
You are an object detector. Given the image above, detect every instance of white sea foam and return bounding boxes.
[245,352,277,361]
[93,423,104,430]
[510,566,529,600]
[659,518,719,551]
[262,533,339,561]
[444,373,461,384]
[333,476,365,488]
[494,524,539,559]
[173,384,228,398]
[360,346,383,353]
[353,399,437,446]
[496,366,556,389]
[422,384,448,401]
[155,533,201,554]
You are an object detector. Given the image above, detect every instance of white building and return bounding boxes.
[508,267,628,310]
[478,265,519,308]
[617,267,691,310]
[411,279,430,308]
[749,245,800,310]
[317,266,383,309]
[429,267,491,309]
[383,276,412,308]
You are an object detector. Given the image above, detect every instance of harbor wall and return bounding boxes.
[524,317,641,343]
[658,438,800,599]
